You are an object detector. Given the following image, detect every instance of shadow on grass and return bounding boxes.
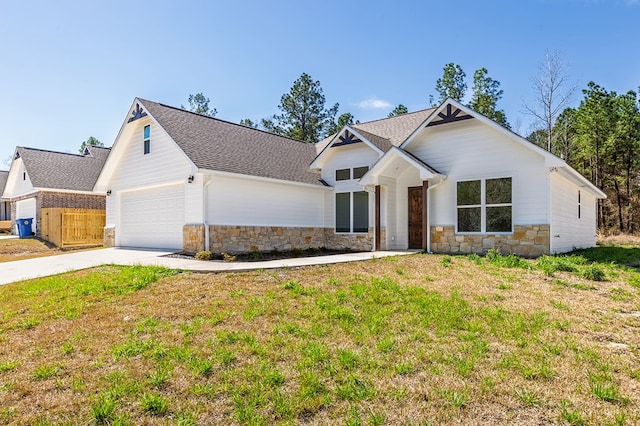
[572,246,640,270]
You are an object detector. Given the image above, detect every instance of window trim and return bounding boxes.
[456,177,513,234]
[143,124,151,155]
[335,191,369,234]
[334,166,369,182]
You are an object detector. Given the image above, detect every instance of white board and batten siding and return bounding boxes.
[207,175,325,227]
[319,143,381,231]
[108,117,193,249]
[550,172,597,253]
[407,119,550,228]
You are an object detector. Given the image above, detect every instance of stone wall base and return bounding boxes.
[104,227,115,248]
[183,225,205,254]
[430,224,550,258]
[206,225,377,254]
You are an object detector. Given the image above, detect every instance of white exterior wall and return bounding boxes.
[207,175,326,227]
[5,158,35,198]
[319,143,381,231]
[107,117,193,192]
[15,198,36,233]
[104,116,193,230]
[407,120,550,228]
[550,172,597,253]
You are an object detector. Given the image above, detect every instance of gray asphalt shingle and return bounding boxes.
[16,145,110,192]
[139,99,324,186]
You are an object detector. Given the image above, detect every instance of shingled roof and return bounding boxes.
[16,145,110,192]
[139,99,324,186]
[0,171,8,198]
[352,108,436,148]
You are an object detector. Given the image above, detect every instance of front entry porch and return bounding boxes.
[360,147,444,252]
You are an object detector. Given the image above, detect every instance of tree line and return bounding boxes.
[529,81,640,233]
[184,64,510,144]
[182,55,638,234]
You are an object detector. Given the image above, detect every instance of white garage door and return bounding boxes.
[120,184,185,249]
[16,198,37,233]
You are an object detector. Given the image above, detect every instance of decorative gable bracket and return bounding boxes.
[427,104,472,127]
[332,129,362,147]
[127,103,148,123]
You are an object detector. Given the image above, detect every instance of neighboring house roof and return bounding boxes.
[15,145,111,192]
[0,171,8,199]
[138,99,323,186]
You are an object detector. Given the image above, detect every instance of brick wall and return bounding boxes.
[10,191,105,237]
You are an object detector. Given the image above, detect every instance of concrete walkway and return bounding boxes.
[0,247,413,286]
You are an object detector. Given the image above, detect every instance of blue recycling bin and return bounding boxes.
[16,218,33,238]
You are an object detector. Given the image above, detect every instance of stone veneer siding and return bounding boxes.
[430,225,550,258]
[183,225,206,254]
[103,227,115,248]
[206,225,376,254]
[10,191,105,237]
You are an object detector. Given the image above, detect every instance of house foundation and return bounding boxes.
[430,224,550,258]
[206,225,376,254]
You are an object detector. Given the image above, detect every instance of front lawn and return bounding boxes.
[0,249,638,424]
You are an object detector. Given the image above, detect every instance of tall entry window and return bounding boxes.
[336,191,369,233]
[457,177,512,233]
[143,125,151,155]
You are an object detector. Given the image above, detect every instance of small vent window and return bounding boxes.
[578,190,581,219]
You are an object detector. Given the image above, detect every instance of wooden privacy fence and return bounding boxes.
[41,208,105,248]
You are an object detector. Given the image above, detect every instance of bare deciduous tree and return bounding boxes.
[523,51,577,152]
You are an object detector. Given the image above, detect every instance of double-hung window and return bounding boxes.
[336,191,369,233]
[457,177,512,233]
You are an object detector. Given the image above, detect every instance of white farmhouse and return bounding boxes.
[95,98,605,257]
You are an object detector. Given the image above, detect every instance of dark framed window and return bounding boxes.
[353,166,369,179]
[335,191,369,233]
[336,193,350,232]
[143,125,151,155]
[457,177,512,233]
[336,168,350,181]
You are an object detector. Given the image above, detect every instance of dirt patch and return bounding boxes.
[166,247,354,262]
[0,237,100,263]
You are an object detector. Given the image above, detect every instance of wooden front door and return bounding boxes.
[408,186,423,249]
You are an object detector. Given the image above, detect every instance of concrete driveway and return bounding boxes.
[0,248,175,285]
[0,248,412,285]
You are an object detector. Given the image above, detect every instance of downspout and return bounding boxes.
[426,176,446,254]
[203,176,214,252]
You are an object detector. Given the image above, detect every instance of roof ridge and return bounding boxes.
[17,146,89,158]
[354,107,437,126]
[138,98,316,146]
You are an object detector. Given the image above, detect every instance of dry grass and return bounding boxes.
[598,233,640,248]
[0,237,98,263]
[0,250,639,425]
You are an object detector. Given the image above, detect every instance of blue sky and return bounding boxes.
[0,0,638,167]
